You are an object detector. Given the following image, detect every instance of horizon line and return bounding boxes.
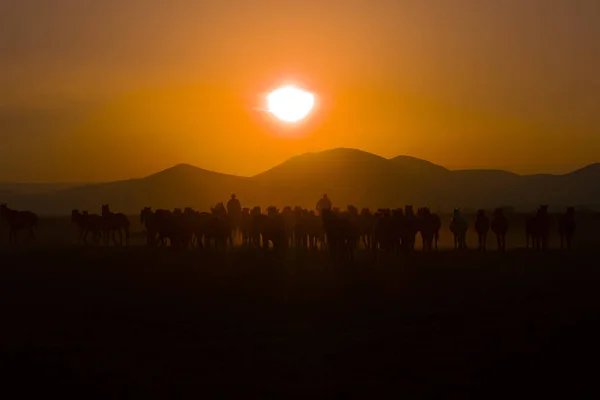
[0,147,598,184]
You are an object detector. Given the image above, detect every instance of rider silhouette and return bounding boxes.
[227,194,241,215]
[316,194,332,216]
[227,194,242,234]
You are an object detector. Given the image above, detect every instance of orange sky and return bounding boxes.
[1,1,599,182]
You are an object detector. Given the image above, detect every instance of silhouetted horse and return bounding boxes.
[559,207,576,250]
[402,206,418,251]
[140,207,158,247]
[450,208,468,249]
[474,209,490,252]
[240,208,251,246]
[417,207,437,252]
[248,206,263,248]
[260,206,288,252]
[293,206,309,249]
[152,209,173,246]
[226,195,242,239]
[306,210,324,250]
[206,202,233,250]
[282,206,295,246]
[526,205,550,250]
[491,208,509,251]
[101,204,130,246]
[72,209,102,245]
[371,208,400,257]
[0,203,37,245]
[359,208,373,250]
[191,211,211,249]
[321,208,357,261]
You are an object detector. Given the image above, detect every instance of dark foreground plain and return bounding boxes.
[1,246,599,397]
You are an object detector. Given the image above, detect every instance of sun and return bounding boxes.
[267,86,315,123]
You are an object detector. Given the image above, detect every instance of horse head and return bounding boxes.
[347,205,358,216]
[418,207,430,217]
[212,202,227,216]
[392,208,404,218]
[140,207,151,222]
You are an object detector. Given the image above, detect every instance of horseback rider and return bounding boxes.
[227,194,241,212]
[226,193,242,232]
[316,194,332,216]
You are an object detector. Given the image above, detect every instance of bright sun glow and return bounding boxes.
[267,86,315,123]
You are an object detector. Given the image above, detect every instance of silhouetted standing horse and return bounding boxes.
[101,204,130,246]
[0,203,37,245]
[474,209,490,252]
[526,205,550,250]
[402,206,418,251]
[559,207,576,250]
[450,208,468,249]
[227,194,242,240]
[491,208,509,251]
[206,202,233,250]
[417,207,437,252]
[140,207,158,247]
[321,208,357,261]
[72,209,102,245]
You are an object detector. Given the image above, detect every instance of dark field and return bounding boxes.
[1,245,600,397]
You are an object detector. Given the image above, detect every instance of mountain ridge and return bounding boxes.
[2,148,599,215]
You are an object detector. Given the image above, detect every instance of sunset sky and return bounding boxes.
[1,0,599,182]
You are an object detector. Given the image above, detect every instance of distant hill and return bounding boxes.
[0,182,85,196]
[4,149,600,215]
[389,155,450,176]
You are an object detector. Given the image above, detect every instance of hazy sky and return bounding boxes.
[1,0,599,182]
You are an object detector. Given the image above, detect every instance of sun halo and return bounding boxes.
[266,86,315,123]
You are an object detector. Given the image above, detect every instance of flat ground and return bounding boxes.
[1,246,599,397]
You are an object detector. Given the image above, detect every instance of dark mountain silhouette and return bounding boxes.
[4,149,600,215]
[7,164,251,215]
[0,182,85,196]
[389,155,450,176]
